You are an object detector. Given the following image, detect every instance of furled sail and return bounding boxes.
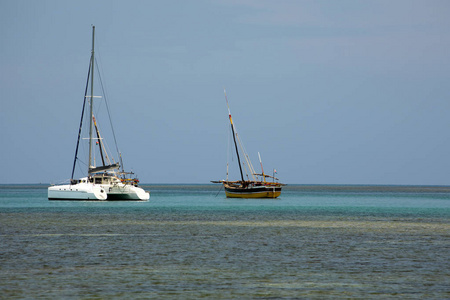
[89,163,120,174]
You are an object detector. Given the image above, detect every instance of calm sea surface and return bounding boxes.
[0,184,449,299]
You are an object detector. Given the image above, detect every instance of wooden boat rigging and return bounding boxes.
[212,90,285,198]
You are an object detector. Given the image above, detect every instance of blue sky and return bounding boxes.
[1,0,450,185]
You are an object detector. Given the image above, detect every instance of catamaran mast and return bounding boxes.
[224,89,245,183]
[88,25,95,174]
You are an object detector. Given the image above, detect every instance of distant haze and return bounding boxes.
[1,0,450,185]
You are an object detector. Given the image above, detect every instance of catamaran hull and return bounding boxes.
[48,184,149,201]
[224,185,282,198]
[102,185,150,201]
[48,184,107,200]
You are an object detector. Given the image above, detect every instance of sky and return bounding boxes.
[1,0,450,185]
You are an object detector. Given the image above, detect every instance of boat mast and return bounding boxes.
[258,152,266,183]
[224,89,245,183]
[88,25,95,175]
[93,116,105,166]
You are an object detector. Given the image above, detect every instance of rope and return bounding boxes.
[95,57,121,164]
[215,184,224,197]
[71,60,91,180]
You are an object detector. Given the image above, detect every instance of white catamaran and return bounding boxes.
[48,26,149,201]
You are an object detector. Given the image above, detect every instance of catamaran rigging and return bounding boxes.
[48,26,149,201]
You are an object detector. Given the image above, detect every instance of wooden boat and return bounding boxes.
[212,90,285,198]
[220,180,283,198]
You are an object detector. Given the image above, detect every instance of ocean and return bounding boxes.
[0,184,449,299]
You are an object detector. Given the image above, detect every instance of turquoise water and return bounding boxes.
[1,184,449,298]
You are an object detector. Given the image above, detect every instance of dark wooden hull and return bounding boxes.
[223,183,282,198]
